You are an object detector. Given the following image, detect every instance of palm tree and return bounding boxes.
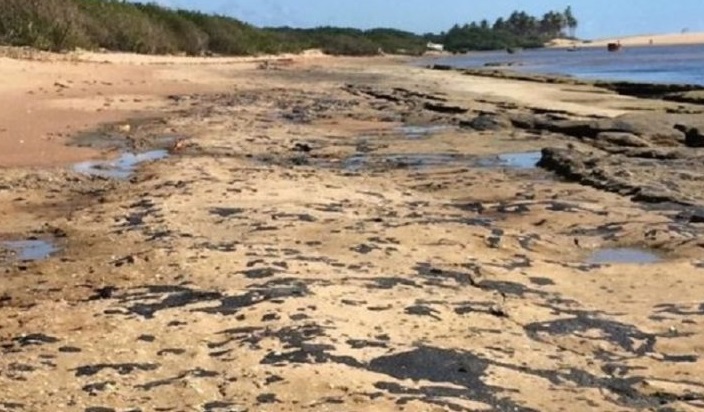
[493,17,505,31]
[564,6,578,38]
[540,11,564,37]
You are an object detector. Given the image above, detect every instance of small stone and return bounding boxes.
[684,127,704,148]
[292,143,313,153]
[489,304,509,318]
[689,209,704,224]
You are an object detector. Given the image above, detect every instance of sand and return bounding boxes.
[0,47,331,168]
[1,49,704,412]
[2,45,624,168]
[549,31,704,48]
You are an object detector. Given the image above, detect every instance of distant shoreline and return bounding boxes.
[548,32,704,48]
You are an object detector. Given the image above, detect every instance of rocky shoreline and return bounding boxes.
[430,63,704,211]
[430,63,704,104]
[1,57,704,411]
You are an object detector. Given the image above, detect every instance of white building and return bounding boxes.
[426,42,444,52]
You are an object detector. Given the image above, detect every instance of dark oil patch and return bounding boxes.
[209,207,245,218]
[135,369,218,391]
[525,312,657,356]
[404,305,441,320]
[74,363,159,377]
[369,346,536,412]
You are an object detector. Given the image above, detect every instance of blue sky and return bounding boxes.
[154,1,704,39]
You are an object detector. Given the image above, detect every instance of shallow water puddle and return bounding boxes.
[398,125,450,139]
[340,151,542,172]
[73,150,169,179]
[586,248,661,265]
[2,240,57,261]
[476,151,542,169]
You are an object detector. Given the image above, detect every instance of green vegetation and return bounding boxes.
[0,0,425,56]
[0,1,577,56]
[0,0,300,55]
[267,27,427,56]
[426,7,579,53]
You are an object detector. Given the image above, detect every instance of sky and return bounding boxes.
[154,0,704,40]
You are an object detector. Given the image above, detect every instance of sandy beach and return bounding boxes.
[549,32,704,48]
[2,48,704,412]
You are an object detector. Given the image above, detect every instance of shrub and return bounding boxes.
[77,0,177,54]
[0,0,87,51]
[0,1,574,56]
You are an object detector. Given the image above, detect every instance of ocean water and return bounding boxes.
[429,44,704,85]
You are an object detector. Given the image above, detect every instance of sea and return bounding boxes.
[427,44,704,86]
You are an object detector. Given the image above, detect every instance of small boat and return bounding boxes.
[607,41,622,52]
[506,47,516,54]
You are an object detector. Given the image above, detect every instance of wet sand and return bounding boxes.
[2,51,704,412]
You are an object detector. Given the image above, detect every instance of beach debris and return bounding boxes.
[117,124,131,134]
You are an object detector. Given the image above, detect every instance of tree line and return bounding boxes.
[426,7,578,52]
[0,0,576,56]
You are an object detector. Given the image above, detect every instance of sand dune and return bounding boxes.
[549,32,704,48]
